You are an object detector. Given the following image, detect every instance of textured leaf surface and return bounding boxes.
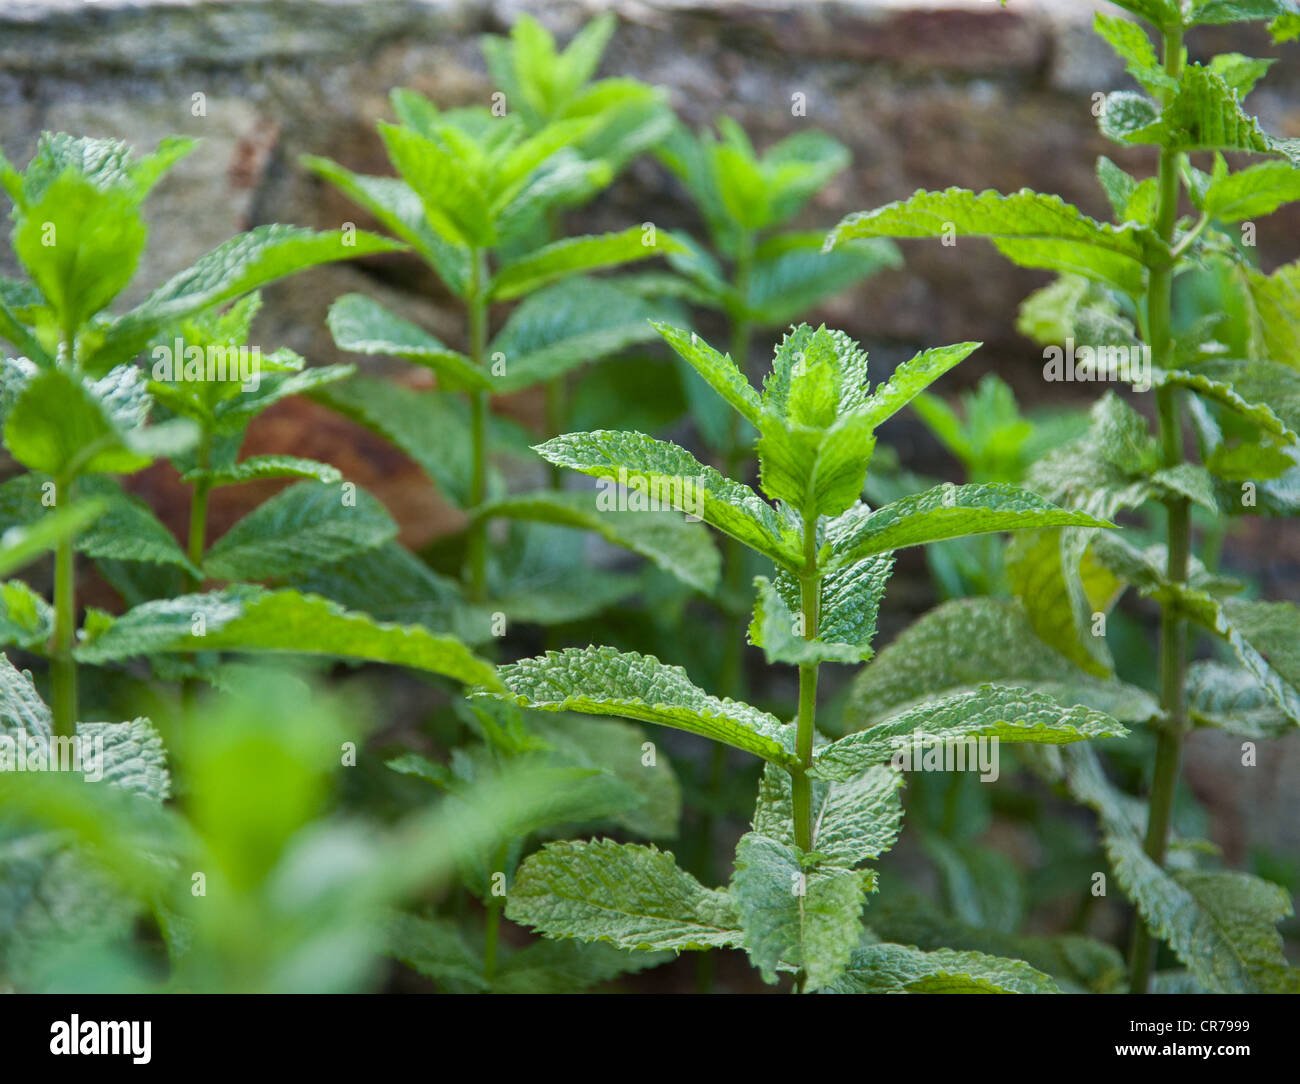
[1064,746,1297,993]
[506,839,741,951]
[1187,661,1292,738]
[489,278,663,392]
[815,685,1127,782]
[204,481,396,582]
[824,942,1059,993]
[478,489,720,595]
[828,483,1110,569]
[328,293,486,389]
[74,588,500,689]
[535,430,800,568]
[730,832,869,988]
[847,597,1157,729]
[492,645,798,767]
[489,227,680,300]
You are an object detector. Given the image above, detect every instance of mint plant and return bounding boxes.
[304,77,687,607]
[482,322,1126,990]
[827,0,1300,992]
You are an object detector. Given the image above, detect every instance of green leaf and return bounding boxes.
[377,121,493,247]
[183,455,343,488]
[91,225,406,371]
[534,430,801,568]
[0,580,53,650]
[813,685,1127,782]
[488,226,680,301]
[0,652,53,734]
[1190,0,1300,28]
[653,322,763,429]
[0,500,104,579]
[730,832,870,988]
[1107,1,1182,31]
[745,233,901,328]
[1063,745,1297,993]
[488,278,663,392]
[748,569,884,666]
[506,839,742,951]
[77,718,171,801]
[313,377,474,506]
[300,155,470,295]
[476,489,720,595]
[327,293,487,390]
[3,367,196,478]
[490,645,799,768]
[1094,13,1177,96]
[1156,358,1300,442]
[203,481,396,583]
[1127,65,1300,164]
[826,188,1159,293]
[826,482,1111,570]
[524,713,682,840]
[1187,661,1292,738]
[855,342,982,429]
[13,173,146,337]
[846,597,1158,728]
[1243,260,1300,364]
[1210,599,1300,726]
[1272,11,1300,39]
[825,942,1060,994]
[75,587,501,690]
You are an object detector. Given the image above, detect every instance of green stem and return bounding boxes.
[187,432,212,585]
[791,511,821,853]
[466,249,490,603]
[1129,25,1188,996]
[544,376,567,489]
[50,477,78,739]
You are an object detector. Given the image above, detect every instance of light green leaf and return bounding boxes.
[730,833,870,988]
[327,293,487,390]
[827,188,1160,291]
[490,645,799,768]
[824,942,1060,994]
[183,455,342,488]
[488,278,663,392]
[477,489,720,595]
[846,597,1158,728]
[534,430,801,568]
[813,685,1127,782]
[745,233,902,328]
[0,500,104,579]
[91,225,405,371]
[653,322,762,429]
[1127,65,1300,164]
[74,587,501,690]
[204,481,396,582]
[0,580,53,650]
[1243,260,1300,364]
[506,839,742,951]
[1190,0,1300,28]
[488,226,680,301]
[856,342,981,429]
[1094,13,1177,96]
[826,482,1111,570]
[1187,661,1293,738]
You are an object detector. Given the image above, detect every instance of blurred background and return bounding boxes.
[1,0,1297,991]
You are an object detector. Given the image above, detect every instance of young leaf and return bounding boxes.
[824,943,1060,994]
[812,685,1128,782]
[730,832,870,988]
[825,482,1112,570]
[489,645,799,768]
[506,839,742,951]
[534,430,801,568]
[653,322,763,429]
[183,455,343,488]
[203,481,397,583]
[855,342,982,429]
[476,489,721,595]
[1203,160,1300,222]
